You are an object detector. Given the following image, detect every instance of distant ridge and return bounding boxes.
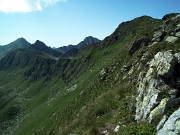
[0,37,31,59]
[30,40,62,57]
[56,36,101,53]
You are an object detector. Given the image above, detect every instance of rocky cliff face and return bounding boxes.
[136,51,180,132]
[134,13,180,135]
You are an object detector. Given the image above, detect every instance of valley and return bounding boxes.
[0,13,180,135]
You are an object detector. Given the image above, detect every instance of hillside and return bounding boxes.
[0,38,31,59]
[0,13,180,135]
[56,36,100,53]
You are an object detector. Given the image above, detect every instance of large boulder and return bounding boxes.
[165,36,178,44]
[152,31,167,42]
[157,107,180,135]
[135,50,180,129]
[149,51,177,78]
[129,37,151,55]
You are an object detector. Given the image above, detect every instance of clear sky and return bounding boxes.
[0,0,180,47]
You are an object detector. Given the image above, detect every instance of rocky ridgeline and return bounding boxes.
[96,13,180,135]
[129,13,180,56]
[134,13,180,135]
[136,51,180,133]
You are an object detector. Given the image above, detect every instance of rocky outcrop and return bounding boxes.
[157,108,180,135]
[135,50,180,134]
[152,31,167,42]
[152,13,180,43]
[129,37,151,55]
[165,36,178,43]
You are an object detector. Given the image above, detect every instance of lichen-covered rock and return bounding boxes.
[135,51,180,124]
[157,107,180,135]
[175,32,180,37]
[165,36,178,43]
[149,51,177,78]
[135,76,165,121]
[148,98,170,123]
[153,31,167,42]
[121,64,132,73]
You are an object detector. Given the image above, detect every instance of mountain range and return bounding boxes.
[0,13,180,135]
[56,36,100,53]
[0,36,100,60]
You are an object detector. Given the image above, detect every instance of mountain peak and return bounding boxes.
[30,40,62,57]
[56,36,101,53]
[34,40,46,45]
[0,37,31,59]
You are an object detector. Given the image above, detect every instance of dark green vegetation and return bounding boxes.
[0,13,179,135]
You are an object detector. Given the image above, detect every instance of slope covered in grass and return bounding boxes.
[0,13,180,135]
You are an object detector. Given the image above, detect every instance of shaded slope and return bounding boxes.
[60,48,79,59]
[0,38,31,59]
[30,40,62,57]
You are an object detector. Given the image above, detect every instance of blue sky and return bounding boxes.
[0,0,180,47]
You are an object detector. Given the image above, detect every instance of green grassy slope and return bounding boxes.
[0,13,179,135]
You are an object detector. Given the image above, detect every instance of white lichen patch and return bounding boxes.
[67,84,77,92]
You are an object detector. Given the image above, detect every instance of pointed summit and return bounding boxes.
[30,40,62,57]
[0,37,31,59]
[56,36,101,53]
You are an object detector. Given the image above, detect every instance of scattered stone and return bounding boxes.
[121,65,132,72]
[175,32,180,37]
[174,27,180,33]
[165,36,178,43]
[114,125,120,133]
[148,98,170,123]
[128,66,134,75]
[100,68,108,76]
[67,84,77,92]
[157,107,180,135]
[101,130,109,135]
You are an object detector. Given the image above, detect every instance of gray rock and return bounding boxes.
[174,26,180,37]
[157,107,180,135]
[149,51,177,78]
[121,65,132,72]
[135,74,164,121]
[114,125,120,133]
[153,31,167,42]
[175,32,180,37]
[135,51,180,123]
[174,27,180,33]
[165,36,178,44]
[174,53,180,62]
[148,98,170,123]
[129,37,150,55]
[168,89,178,98]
